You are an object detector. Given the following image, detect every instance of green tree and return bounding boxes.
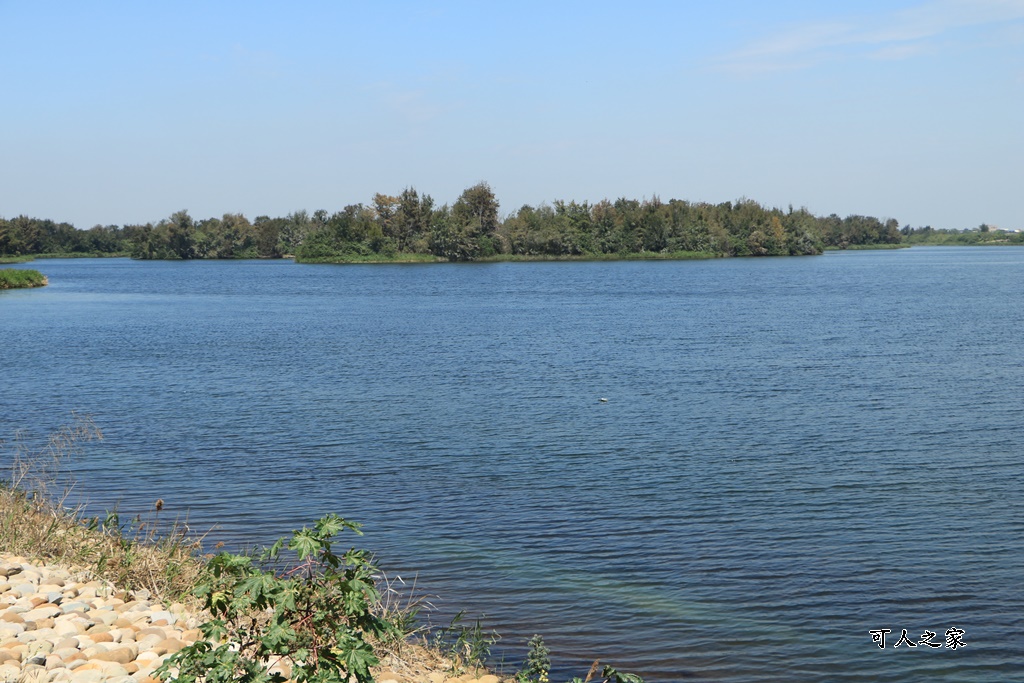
[280,211,313,255]
[215,213,255,259]
[254,216,285,258]
[167,210,196,259]
[391,188,433,252]
[429,205,477,261]
[451,182,500,254]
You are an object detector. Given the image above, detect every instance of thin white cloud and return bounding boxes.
[868,43,932,61]
[362,82,459,125]
[717,0,1024,74]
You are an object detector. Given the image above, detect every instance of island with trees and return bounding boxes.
[1,182,979,264]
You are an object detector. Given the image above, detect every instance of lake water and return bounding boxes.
[2,249,1022,682]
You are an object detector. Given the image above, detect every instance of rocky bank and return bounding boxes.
[0,554,502,683]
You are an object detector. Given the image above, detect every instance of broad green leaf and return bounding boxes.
[289,530,319,560]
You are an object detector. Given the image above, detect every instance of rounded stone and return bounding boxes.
[79,646,109,659]
[136,634,162,652]
[98,664,129,677]
[148,611,175,625]
[136,628,166,641]
[58,603,89,615]
[92,612,118,627]
[68,669,104,683]
[0,625,23,639]
[53,622,83,637]
[152,638,185,656]
[113,626,136,643]
[92,644,138,664]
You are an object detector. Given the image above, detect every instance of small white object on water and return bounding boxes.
[598,397,608,403]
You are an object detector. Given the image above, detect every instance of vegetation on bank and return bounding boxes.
[901,224,1024,246]
[1,418,645,683]
[2,183,909,264]
[0,268,47,289]
[824,243,911,251]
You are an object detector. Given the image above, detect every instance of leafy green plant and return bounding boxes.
[157,514,397,683]
[430,610,500,675]
[516,634,550,683]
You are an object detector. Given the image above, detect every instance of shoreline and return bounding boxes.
[0,552,504,683]
[0,483,508,683]
[0,415,525,683]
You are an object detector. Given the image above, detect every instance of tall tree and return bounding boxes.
[167,210,196,259]
[452,182,499,238]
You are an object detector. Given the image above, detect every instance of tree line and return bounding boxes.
[900,223,1024,246]
[0,183,907,262]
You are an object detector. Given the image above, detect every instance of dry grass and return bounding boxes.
[1,416,208,604]
[0,488,207,602]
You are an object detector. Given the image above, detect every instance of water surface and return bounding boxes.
[2,249,1022,682]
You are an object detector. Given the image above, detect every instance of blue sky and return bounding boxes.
[2,0,1021,230]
